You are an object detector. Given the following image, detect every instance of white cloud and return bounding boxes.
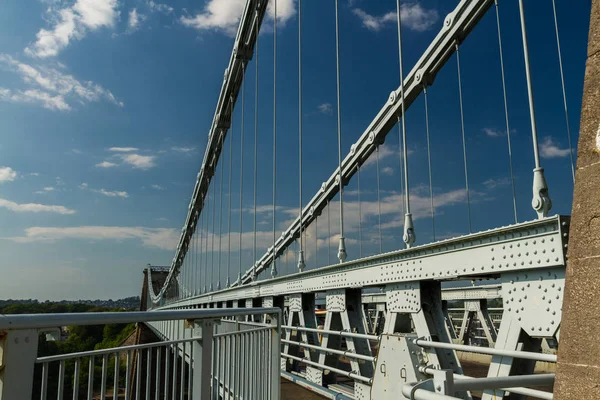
[352,3,438,32]
[128,8,143,30]
[181,0,296,36]
[0,54,122,111]
[96,161,117,168]
[35,186,56,194]
[109,147,139,152]
[7,226,179,251]
[151,184,166,190]
[79,183,128,198]
[381,166,394,175]
[540,137,571,159]
[171,146,195,153]
[0,166,17,183]
[148,1,174,15]
[483,127,504,138]
[121,153,156,169]
[30,172,40,177]
[317,103,333,115]
[0,198,76,214]
[483,177,511,190]
[25,0,119,58]
[92,188,129,198]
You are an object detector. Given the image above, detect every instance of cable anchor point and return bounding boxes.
[403,213,416,248]
[532,167,552,219]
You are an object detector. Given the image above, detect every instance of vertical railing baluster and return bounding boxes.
[73,358,80,400]
[171,344,177,400]
[155,347,161,400]
[164,345,170,400]
[114,352,120,400]
[125,351,132,400]
[40,362,48,400]
[101,354,108,400]
[146,348,152,400]
[87,356,95,400]
[187,342,193,400]
[135,350,141,400]
[180,340,185,400]
[57,360,65,400]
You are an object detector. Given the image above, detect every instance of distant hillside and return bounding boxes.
[0,296,140,312]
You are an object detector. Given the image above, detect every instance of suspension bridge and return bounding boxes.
[1,0,599,398]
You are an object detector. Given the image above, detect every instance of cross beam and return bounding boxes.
[157,215,568,308]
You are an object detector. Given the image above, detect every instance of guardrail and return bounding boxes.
[0,308,281,400]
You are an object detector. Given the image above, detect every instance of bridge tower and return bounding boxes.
[555,1,600,398]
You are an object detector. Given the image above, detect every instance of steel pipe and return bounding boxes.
[401,383,462,400]
[281,353,372,384]
[282,325,379,341]
[281,338,375,362]
[452,374,555,392]
[414,339,557,363]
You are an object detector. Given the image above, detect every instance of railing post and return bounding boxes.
[0,329,39,400]
[269,312,281,400]
[191,319,215,400]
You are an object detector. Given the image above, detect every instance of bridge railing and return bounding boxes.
[0,308,281,400]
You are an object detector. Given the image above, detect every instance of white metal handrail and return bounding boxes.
[0,308,281,400]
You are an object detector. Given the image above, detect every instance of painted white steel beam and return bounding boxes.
[159,215,568,308]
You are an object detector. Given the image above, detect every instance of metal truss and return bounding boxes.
[233,0,496,286]
[148,0,268,303]
[161,215,568,307]
[361,284,503,304]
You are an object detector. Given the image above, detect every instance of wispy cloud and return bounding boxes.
[482,127,516,138]
[181,0,296,36]
[25,0,119,58]
[482,177,511,189]
[96,161,117,168]
[0,54,122,111]
[151,184,166,190]
[352,3,438,32]
[171,146,195,153]
[34,186,56,194]
[540,137,571,159]
[6,226,179,250]
[148,1,174,15]
[0,166,17,183]
[121,153,156,169]
[0,198,76,214]
[109,147,139,152]
[128,8,145,31]
[79,183,128,198]
[317,103,333,115]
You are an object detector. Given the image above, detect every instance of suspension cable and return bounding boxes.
[357,164,362,258]
[210,170,216,292]
[551,0,575,182]
[252,13,259,281]
[204,190,209,293]
[334,0,346,263]
[456,43,472,233]
[376,146,382,253]
[227,99,233,287]
[396,0,414,248]
[272,0,277,279]
[519,0,552,218]
[315,217,318,267]
[239,64,245,284]
[494,0,518,224]
[218,135,224,290]
[423,86,436,240]
[297,0,305,272]
[327,200,331,265]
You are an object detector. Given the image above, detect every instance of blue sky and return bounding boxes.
[0,0,590,300]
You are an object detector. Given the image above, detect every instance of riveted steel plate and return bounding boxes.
[289,294,302,312]
[305,366,323,386]
[502,267,564,338]
[386,282,421,313]
[262,296,274,308]
[355,382,372,400]
[326,289,346,312]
